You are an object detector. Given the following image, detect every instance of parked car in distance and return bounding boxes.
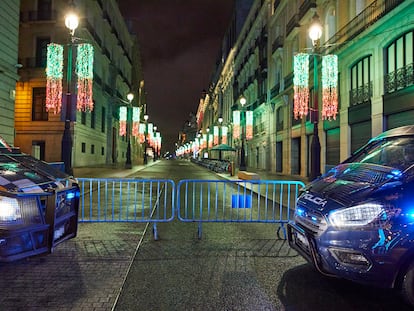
[0,138,79,262]
[288,125,414,306]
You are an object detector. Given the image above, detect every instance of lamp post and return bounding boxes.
[218,117,223,160]
[125,92,134,168]
[239,96,247,171]
[309,12,323,181]
[153,125,157,161]
[143,114,149,164]
[61,8,79,175]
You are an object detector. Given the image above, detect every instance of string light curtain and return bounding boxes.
[76,43,94,112]
[293,53,310,119]
[148,123,154,146]
[208,134,213,149]
[245,111,253,140]
[132,107,140,137]
[213,126,219,145]
[119,106,127,136]
[233,111,241,139]
[321,54,338,120]
[202,134,207,149]
[46,43,64,113]
[138,123,146,143]
[221,126,228,144]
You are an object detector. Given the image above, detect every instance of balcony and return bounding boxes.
[323,0,404,54]
[298,0,316,20]
[286,14,300,36]
[384,63,414,94]
[20,10,56,22]
[349,82,372,106]
[272,36,284,53]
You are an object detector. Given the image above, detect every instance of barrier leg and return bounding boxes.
[197,222,202,240]
[277,224,287,239]
[153,223,159,241]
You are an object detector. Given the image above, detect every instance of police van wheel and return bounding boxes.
[401,262,414,306]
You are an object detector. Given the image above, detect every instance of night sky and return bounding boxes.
[117,0,235,153]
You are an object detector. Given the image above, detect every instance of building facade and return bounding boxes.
[197,0,413,180]
[0,1,20,144]
[15,0,144,168]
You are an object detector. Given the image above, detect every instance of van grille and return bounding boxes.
[294,206,327,236]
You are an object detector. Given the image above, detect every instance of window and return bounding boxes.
[32,87,48,121]
[36,37,49,67]
[91,144,95,154]
[81,143,86,153]
[350,55,372,106]
[101,107,106,132]
[91,108,96,129]
[81,111,86,125]
[101,146,105,155]
[385,30,414,93]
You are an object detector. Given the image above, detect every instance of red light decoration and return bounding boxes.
[293,53,310,119]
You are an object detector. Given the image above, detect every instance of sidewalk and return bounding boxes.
[72,160,309,184]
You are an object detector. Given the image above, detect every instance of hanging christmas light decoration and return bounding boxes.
[202,134,207,149]
[119,106,127,136]
[138,123,146,143]
[221,126,228,145]
[293,53,310,119]
[208,134,213,149]
[322,54,338,120]
[213,126,219,145]
[233,111,241,139]
[46,43,64,113]
[148,123,154,146]
[132,107,140,137]
[245,110,253,140]
[76,43,94,112]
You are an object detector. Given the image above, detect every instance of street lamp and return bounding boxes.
[125,92,134,168]
[309,12,323,181]
[239,96,247,171]
[143,114,149,164]
[61,8,79,175]
[153,125,157,161]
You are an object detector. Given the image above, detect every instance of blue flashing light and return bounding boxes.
[311,216,318,222]
[66,192,75,200]
[296,207,305,217]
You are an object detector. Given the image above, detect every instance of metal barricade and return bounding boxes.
[77,178,175,240]
[176,179,305,239]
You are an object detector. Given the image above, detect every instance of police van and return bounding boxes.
[288,125,414,305]
[0,138,79,262]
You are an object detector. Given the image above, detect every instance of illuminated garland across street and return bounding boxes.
[76,43,94,112]
[322,54,338,120]
[46,43,64,113]
[293,53,310,119]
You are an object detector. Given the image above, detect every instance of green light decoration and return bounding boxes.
[208,134,213,149]
[76,43,94,112]
[202,134,207,149]
[45,43,64,113]
[148,123,154,146]
[132,107,140,137]
[322,54,338,120]
[245,110,253,140]
[221,126,228,144]
[293,53,310,119]
[233,111,241,139]
[119,106,127,136]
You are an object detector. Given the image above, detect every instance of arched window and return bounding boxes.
[384,30,414,94]
[350,55,372,106]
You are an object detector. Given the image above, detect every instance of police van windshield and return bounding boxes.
[348,137,414,171]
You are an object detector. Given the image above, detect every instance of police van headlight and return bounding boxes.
[0,196,41,225]
[329,203,384,227]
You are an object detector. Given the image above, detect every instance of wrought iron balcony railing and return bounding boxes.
[349,82,373,106]
[384,63,414,94]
